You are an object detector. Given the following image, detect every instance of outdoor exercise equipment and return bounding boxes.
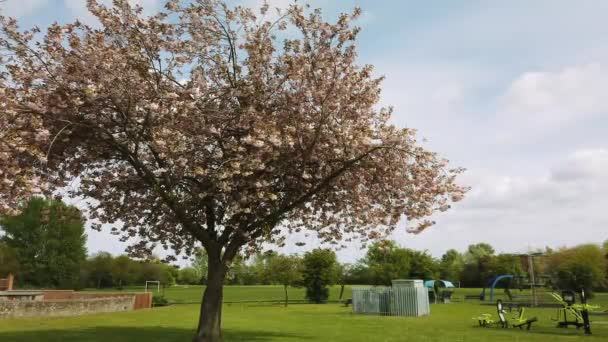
[474,299,508,328]
[424,280,455,304]
[510,307,538,330]
[551,289,599,335]
[474,299,537,329]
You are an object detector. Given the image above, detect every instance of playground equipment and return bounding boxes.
[424,280,455,304]
[551,289,600,335]
[474,299,537,330]
[479,253,550,306]
[480,275,513,302]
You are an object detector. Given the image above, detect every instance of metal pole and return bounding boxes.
[528,254,537,306]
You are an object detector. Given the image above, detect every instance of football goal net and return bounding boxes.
[145,280,161,294]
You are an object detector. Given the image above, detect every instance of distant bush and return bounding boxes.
[152,295,170,307]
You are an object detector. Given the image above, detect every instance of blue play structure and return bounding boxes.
[424,280,456,289]
[480,275,513,301]
[425,280,456,303]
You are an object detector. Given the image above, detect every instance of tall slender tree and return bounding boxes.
[0,1,466,340]
[0,198,87,288]
[267,254,302,306]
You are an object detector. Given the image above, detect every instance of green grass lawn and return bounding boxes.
[1,287,606,341]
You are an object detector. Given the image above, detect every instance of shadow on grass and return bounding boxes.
[0,326,311,342]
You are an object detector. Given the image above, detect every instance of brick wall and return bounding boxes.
[41,290,75,301]
[0,274,14,291]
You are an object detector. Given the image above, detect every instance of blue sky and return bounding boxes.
[5,0,608,263]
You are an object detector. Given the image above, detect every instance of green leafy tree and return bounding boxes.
[0,198,87,288]
[192,248,209,285]
[0,242,19,277]
[250,251,278,285]
[439,249,464,281]
[408,249,439,280]
[461,243,496,287]
[111,255,137,289]
[302,249,339,303]
[139,260,175,286]
[86,252,114,288]
[484,254,525,279]
[464,243,495,263]
[228,255,257,285]
[267,254,303,306]
[363,241,412,285]
[342,262,373,285]
[334,263,349,300]
[548,244,607,295]
[178,267,203,285]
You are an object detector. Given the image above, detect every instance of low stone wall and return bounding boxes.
[0,296,135,319]
[41,291,152,310]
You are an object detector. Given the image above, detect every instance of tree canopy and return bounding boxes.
[111,255,138,289]
[85,251,114,288]
[0,197,87,288]
[439,249,464,281]
[548,244,606,295]
[0,1,466,340]
[302,248,339,304]
[364,240,412,285]
[0,0,465,259]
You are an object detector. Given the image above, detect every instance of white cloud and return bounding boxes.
[1,0,49,18]
[402,148,608,256]
[501,63,608,126]
[551,149,608,182]
[378,63,481,120]
[491,63,608,145]
[279,148,608,262]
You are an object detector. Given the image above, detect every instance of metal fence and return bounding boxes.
[352,286,430,317]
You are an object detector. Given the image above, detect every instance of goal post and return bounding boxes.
[145,280,161,293]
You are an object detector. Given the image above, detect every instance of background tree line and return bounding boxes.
[183,239,608,297]
[2,199,606,296]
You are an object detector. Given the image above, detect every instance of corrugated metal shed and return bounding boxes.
[352,283,430,317]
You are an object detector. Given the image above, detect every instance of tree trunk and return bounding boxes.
[284,284,288,307]
[193,259,227,342]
